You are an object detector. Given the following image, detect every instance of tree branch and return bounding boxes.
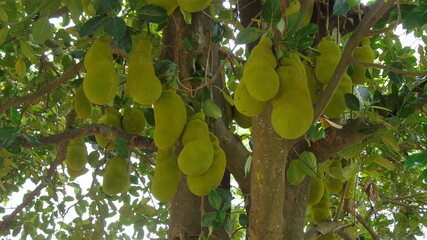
[352,58,427,76]
[355,213,380,240]
[313,0,397,122]
[304,222,355,240]
[0,61,84,112]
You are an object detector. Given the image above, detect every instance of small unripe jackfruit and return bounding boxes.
[351,37,375,84]
[315,36,342,85]
[74,86,93,119]
[232,107,252,128]
[95,110,122,150]
[324,74,353,119]
[66,138,88,171]
[308,172,325,206]
[148,0,178,14]
[311,187,330,224]
[233,80,267,117]
[177,0,211,12]
[102,155,130,195]
[151,148,181,202]
[122,108,146,135]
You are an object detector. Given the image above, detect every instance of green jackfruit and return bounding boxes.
[122,108,146,135]
[315,36,342,85]
[187,133,226,196]
[83,37,118,105]
[311,187,330,224]
[351,37,375,84]
[127,40,162,105]
[95,110,122,150]
[285,0,300,16]
[181,112,209,145]
[178,139,214,176]
[177,0,211,12]
[67,167,87,178]
[74,85,93,119]
[151,148,181,202]
[233,80,267,117]
[308,174,325,206]
[245,38,277,69]
[304,61,323,104]
[66,138,88,171]
[324,74,353,119]
[232,107,252,128]
[324,159,344,194]
[147,0,178,14]
[102,155,130,195]
[154,89,187,149]
[344,175,356,199]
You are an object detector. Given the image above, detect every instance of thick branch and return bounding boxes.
[313,0,396,122]
[304,222,355,240]
[0,142,68,234]
[0,61,84,112]
[213,120,251,194]
[352,58,427,76]
[355,213,380,240]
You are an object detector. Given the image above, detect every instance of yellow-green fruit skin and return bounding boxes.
[102,155,130,195]
[181,112,209,145]
[67,167,87,178]
[233,80,267,117]
[74,86,93,119]
[187,133,226,196]
[153,89,187,149]
[344,175,356,199]
[122,108,146,135]
[308,177,325,206]
[311,187,330,224]
[83,37,118,105]
[324,74,353,119]
[315,36,342,85]
[127,40,162,105]
[304,62,323,104]
[95,111,122,150]
[178,139,214,176]
[147,0,178,14]
[285,0,300,16]
[324,174,344,194]
[232,107,252,128]
[177,0,211,12]
[151,148,181,202]
[271,56,313,139]
[245,38,277,69]
[66,138,88,171]
[351,38,375,84]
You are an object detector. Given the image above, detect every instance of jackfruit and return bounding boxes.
[153,89,187,149]
[83,37,118,105]
[102,155,130,195]
[148,0,178,14]
[178,139,214,176]
[311,187,330,224]
[95,110,122,150]
[315,36,342,85]
[74,85,93,119]
[127,40,162,105]
[15,58,26,79]
[324,74,353,119]
[151,148,181,202]
[233,80,267,117]
[67,167,87,178]
[66,138,88,171]
[304,61,323,104]
[324,159,344,194]
[285,0,300,16]
[122,108,146,135]
[187,133,226,196]
[177,0,211,12]
[232,107,252,128]
[351,37,375,84]
[245,38,277,69]
[308,171,325,206]
[181,112,209,145]
[344,175,356,199]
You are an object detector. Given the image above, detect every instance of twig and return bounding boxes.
[304,222,355,240]
[352,58,427,76]
[367,0,401,36]
[355,213,380,240]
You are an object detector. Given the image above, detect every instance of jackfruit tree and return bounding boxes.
[1,0,427,239]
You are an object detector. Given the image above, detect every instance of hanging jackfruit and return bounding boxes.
[310,186,330,224]
[233,80,267,117]
[153,89,187,149]
[323,74,353,119]
[187,132,226,196]
[74,85,93,119]
[308,170,325,206]
[102,155,130,195]
[151,148,181,202]
[122,108,146,135]
[232,106,252,128]
[67,167,87,178]
[304,61,323,104]
[95,109,122,150]
[271,55,313,139]
[148,0,178,14]
[66,138,88,171]
[180,112,209,145]
[315,36,342,85]
[351,37,375,84]
[83,37,118,105]
[324,159,344,194]
[177,0,211,12]
[127,40,162,105]
[344,175,356,199]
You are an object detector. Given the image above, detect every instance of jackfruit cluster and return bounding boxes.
[66,138,88,178]
[102,155,130,195]
[127,40,162,105]
[351,37,375,84]
[83,37,118,105]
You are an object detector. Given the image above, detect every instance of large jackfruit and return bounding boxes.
[315,36,342,85]
[245,38,277,69]
[148,0,178,14]
[95,109,122,150]
[310,187,330,224]
[187,132,226,196]
[151,148,181,202]
[74,85,93,119]
[83,37,118,105]
[153,89,187,149]
[102,155,130,195]
[181,112,209,145]
[66,138,88,171]
[233,80,267,117]
[122,108,146,135]
[67,167,87,178]
[351,37,375,84]
[271,55,313,139]
[177,0,211,12]
[127,40,162,105]
[324,74,353,119]
[232,106,252,128]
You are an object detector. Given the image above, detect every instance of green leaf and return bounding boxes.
[181,36,194,50]
[201,212,217,227]
[238,213,248,226]
[398,106,416,118]
[367,155,396,171]
[32,17,52,44]
[342,162,359,180]
[0,127,20,140]
[21,133,40,147]
[99,0,121,11]
[404,150,427,170]
[19,40,36,63]
[211,22,224,43]
[208,190,222,210]
[403,5,427,29]
[2,136,22,154]
[287,159,306,185]
[79,16,107,38]
[114,31,132,53]
[139,5,168,24]
[144,108,155,126]
[105,17,126,39]
[203,99,222,119]
[344,93,360,111]
[235,27,262,44]
[114,138,129,158]
[244,155,252,176]
[0,27,8,44]
[333,0,349,16]
[423,169,427,182]
[286,12,303,36]
[358,126,377,134]
[62,0,83,22]
[261,0,282,27]
[298,151,317,177]
[10,108,21,126]
[215,210,226,226]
